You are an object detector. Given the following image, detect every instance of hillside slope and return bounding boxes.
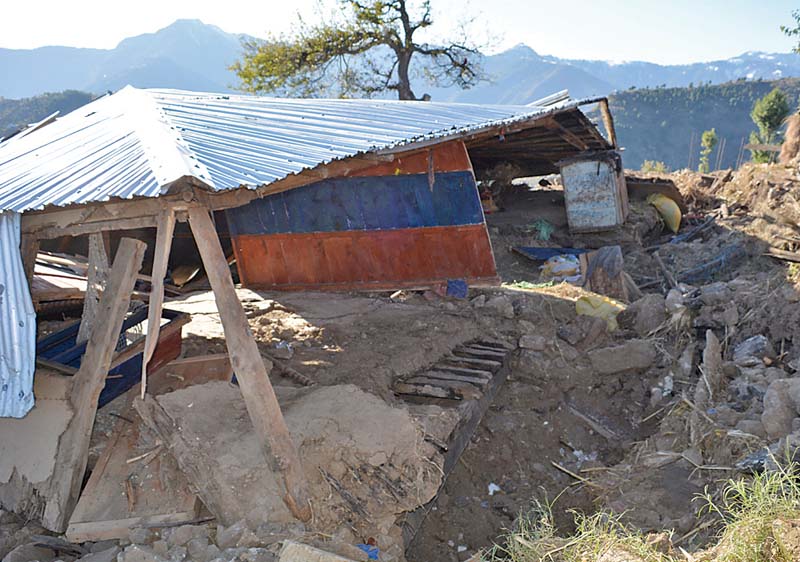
[0,90,95,138]
[609,78,800,171]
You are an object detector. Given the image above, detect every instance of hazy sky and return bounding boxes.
[1,0,798,64]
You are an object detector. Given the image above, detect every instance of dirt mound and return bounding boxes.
[147,382,442,562]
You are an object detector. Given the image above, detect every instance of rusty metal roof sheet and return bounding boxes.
[0,86,605,213]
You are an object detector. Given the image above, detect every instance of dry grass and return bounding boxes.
[481,461,800,562]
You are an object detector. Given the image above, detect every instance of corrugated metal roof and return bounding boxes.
[0,86,604,213]
[0,211,36,418]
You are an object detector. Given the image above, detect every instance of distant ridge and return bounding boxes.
[1,19,799,101]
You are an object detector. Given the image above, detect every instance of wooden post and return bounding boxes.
[43,238,146,531]
[141,209,176,398]
[77,233,110,344]
[20,233,39,287]
[599,99,618,148]
[187,207,311,522]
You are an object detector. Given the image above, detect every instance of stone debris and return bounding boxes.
[588,339,657,374]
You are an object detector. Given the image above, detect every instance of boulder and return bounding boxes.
[627,294,667,337]
[483,295,515,319]
[761,379,800,439]
[734,335,776,367]
[518,335,547,351]
[2,544,54,562]
[588,340,657,374]
[77,546,120,562]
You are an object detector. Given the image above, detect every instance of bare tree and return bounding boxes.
[232,0,486,100]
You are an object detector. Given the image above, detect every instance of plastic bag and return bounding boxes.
[540,254,582,284]
[575,293,626,331]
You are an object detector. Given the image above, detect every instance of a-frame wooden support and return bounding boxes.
[186,207,311,522]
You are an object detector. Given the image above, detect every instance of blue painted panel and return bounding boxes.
[227,171,484,236]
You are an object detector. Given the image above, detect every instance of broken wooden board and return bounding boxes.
[395,339,515,549]
[66,354,233,542]
[0,239,146,532]
[66,418,200,542]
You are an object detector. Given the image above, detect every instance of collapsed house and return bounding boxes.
[0,87,619,542]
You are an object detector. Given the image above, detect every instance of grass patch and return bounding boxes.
[481,461,800,561]
[483,500,670,562]
[698,460,800,561]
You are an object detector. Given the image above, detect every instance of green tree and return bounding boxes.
[232,0,485,100]
[698,128,718,173]
[781,9,800,52]
[751,88,790,142]
[640,160,669,174]
[749,88,790,162]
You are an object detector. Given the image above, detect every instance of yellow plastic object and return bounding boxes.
[647,193,682,233]
[575,294,626,331]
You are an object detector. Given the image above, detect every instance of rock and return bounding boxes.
[236,529,264,549]
[204,545,221,561]
[272,342,293,360]
[470,295,486,308]
[699,282,732,306]
[239,548,277,562]
[518,335,547,351]
[773,518,800,561]
[736,419,767,439]
[734,335,776,367]
[88,541,119,554]
[118,545,165,562]
[762,379,800,439]
[484,295,515,319]
[2,544,55,562]
[166,545,186,562]
[152,542,168,557]
[588,340,657,374]
[166,525,207,548]
[216,521,248,550]
[627,294,666,337]
[186,538,209,561]
[77,546,120,562]
[681,447,703,468]
[128,528,156,545]
[665,289,684,312]
[277,541,358,561]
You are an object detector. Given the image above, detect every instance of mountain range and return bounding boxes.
[2,19,800,102]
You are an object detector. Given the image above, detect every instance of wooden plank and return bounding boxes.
[67,354,234,542]
[34,216,159,241]
[106,312,190,372]
[543,117,590,151]
[418,371,489,389]
[65,418,200,542]
[187,207,311,522]
[141,210,176,398]
[76,233,109,345]
[35,357,77,375]
[43,238,146,532]
[766,247,800,263]
[444,354,502,369]
[599,98,617,148]
[403,376,483,400]
[433,366,493,380]
[454,345,507,359]
[394,381,459,400]
[20,233,39,287]
[402,354,512,549]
